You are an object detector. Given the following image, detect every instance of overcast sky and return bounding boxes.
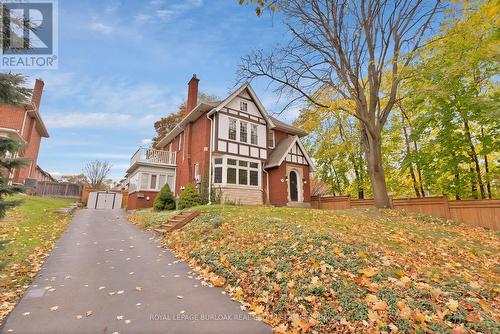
[18,0,296,179]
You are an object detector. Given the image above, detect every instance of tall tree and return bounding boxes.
[83,161,112,189]
[238,0,442,207]
[406,0,499,199]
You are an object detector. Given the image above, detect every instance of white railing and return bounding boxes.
[130,148,176,165]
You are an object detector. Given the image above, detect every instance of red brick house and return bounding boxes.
[0,79,49,184]
[126,75,314,209]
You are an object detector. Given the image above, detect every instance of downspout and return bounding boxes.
[206,111,214,204]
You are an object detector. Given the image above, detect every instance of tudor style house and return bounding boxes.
[126,75,314,209]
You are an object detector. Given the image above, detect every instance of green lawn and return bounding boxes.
[0,195,73,324]
[137,205,499,333]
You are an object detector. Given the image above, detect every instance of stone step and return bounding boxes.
[153,228,167,234]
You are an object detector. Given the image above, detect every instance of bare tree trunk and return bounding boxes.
[454,169,460,200]
[461,115,485,198]
[361,126,391,208]
[413,140,426,197]
[470,166,478,199]
[481,128,492,199]
[484,153,492,199]
[401,115,420,197]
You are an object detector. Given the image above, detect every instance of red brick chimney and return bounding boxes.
[186,74,199,113]
[32,79,44,110]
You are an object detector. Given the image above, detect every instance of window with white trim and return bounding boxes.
[240,101,248,111]
[140,173,149,189]
[229,118,237,140]
[268,129,275,148]
[251,124,258,145]
[159,175,166,188]
[215,157,260,187]
[150,174,157,189]
[214,158,223,184]
[240,121,248,143]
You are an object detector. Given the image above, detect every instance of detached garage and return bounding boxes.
[87,191,123,209]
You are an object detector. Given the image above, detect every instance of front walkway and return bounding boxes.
[1,209,270,334]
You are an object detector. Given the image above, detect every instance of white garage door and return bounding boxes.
[87,192,122,209]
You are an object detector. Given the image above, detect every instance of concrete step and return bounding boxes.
[286,202,311,208]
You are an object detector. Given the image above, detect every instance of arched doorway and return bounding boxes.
[289,171,298,202]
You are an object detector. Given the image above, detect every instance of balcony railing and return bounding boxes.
[130,148,176,166]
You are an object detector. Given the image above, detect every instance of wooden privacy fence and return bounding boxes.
[311,195,500,230]
[34,181,83,199]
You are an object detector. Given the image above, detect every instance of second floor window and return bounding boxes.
[268,130,275,148]
[240,121,248,143]
[229,118,237,140]
[251,124,258,145]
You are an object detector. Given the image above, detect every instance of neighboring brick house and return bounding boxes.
[32,165,56,182]
[126,75,314,209]
[0,79,49,184]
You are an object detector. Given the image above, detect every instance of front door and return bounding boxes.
[289,171,298,202]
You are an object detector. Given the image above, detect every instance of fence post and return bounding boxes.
[347,195,352,209]
[443,195,451,220]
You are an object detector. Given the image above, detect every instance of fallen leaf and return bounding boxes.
[358,267,377,278]
[50,306,59,311]
[446,299,459,312]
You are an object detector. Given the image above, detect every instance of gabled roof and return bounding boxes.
[264,135,315,171]
[156,82,309,148]
[208,83,276,127]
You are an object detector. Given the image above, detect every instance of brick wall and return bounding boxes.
[267,163,311,206]
[0,104,26,130]
[127,191,159,210]
[268,163,288,206]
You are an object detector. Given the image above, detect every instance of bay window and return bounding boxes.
[213,157,260,187]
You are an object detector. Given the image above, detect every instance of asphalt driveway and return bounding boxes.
[1,209,271,334]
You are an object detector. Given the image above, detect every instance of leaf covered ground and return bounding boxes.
[132,205,499,333]
[0,195,73,325]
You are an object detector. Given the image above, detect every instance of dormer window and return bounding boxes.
[240,101,248,112]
